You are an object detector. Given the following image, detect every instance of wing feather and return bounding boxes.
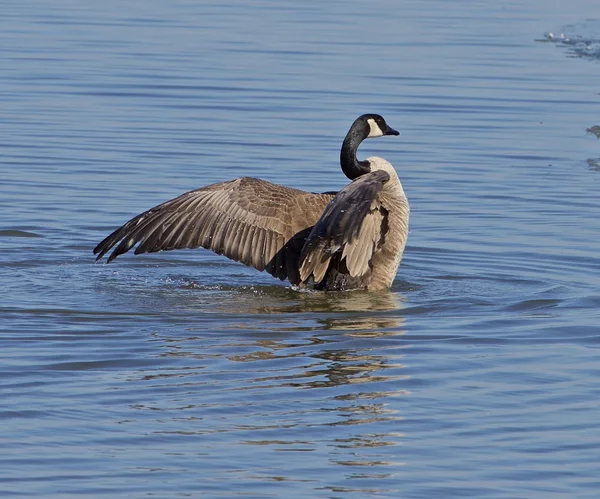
[238,223,253,265]
[94,177,333,283]
[253,227,267,270]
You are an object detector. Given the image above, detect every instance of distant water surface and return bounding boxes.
[1,1,600,498]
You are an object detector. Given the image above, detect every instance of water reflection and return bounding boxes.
[94,239,409,490]
[172,283,407,330]
[176,282,405,313]
[126,287,410,483]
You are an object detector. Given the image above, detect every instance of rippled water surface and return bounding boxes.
[2,1,600,497]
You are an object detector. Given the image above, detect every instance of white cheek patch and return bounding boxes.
[367,118,384,138]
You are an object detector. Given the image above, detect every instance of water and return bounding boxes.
[2,0,600,497]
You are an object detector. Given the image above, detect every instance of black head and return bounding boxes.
[356,113,400,138]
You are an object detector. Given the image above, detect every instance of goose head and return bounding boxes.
[340,114,399,180]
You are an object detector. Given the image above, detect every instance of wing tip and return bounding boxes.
[92,245,108,262]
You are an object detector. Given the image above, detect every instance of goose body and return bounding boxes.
[94,114,409,291]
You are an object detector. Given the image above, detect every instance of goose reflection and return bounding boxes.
[141,290,410,479]
[173,284,407,331]
[153,289,409,392]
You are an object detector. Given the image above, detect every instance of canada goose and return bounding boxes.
[93,114,409,291]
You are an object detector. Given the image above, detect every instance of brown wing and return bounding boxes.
[93,177,334,284]
[298,170,390,285]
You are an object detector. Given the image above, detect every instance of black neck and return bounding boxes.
[340,122,370,180]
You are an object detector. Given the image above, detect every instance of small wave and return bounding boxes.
[0,229,43,238]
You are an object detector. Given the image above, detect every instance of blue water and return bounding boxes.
[2,1,600,497]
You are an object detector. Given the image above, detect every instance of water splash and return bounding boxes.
[586,125,600,139]
[543,20,600,61]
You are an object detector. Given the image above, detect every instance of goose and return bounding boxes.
[93,114,410,291]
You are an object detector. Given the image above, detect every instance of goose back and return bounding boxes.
[298,158,409,291]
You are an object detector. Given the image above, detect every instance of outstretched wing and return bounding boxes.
[298,170,390,284]
[94,177,333,284]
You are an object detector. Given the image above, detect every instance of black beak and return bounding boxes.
[384,125,400,136]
